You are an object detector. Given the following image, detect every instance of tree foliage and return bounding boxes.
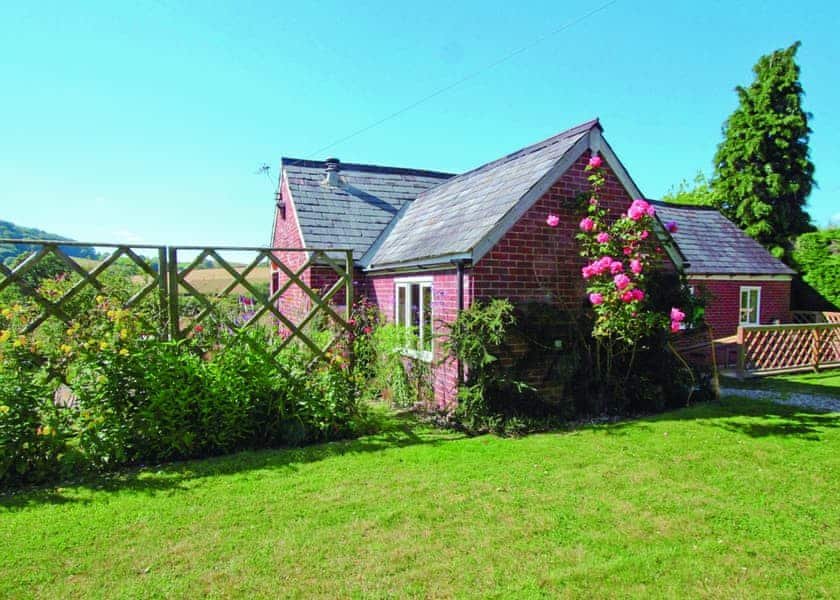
[0,220,97,264]
[792,230,840,308]
[711,41,815,259]
[662,172,714,207]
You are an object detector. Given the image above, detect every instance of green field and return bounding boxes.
[2,397,838,598]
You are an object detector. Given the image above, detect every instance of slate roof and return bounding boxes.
[651,202,795,276]
[365,120,600,269]
[281,158,454,260]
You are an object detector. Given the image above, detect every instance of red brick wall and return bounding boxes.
[367,270,470,411]
[271,173,312,324]
[689,278,791,338]
[472,152,639,309]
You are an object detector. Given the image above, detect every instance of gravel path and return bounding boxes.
[720,387,840,413]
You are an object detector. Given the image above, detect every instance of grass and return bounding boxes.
[2,398,839,598]
[722,368,840,399]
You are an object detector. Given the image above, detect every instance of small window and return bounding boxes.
[739,286,760,325]
[395,278,433,361]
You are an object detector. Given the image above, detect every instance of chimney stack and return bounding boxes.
[324,158,341,186]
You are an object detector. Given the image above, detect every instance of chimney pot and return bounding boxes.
[324,158,341,186]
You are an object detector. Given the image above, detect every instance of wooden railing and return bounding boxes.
[791,310,840,324]
[737,322,840,376]
[0,239,353,372]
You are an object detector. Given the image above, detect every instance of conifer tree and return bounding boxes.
[711,42,815,258]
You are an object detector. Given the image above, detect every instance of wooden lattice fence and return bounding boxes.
[0,239,353,372]
[737,322,840,376]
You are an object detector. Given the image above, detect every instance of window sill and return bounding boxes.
[400,348,434,363]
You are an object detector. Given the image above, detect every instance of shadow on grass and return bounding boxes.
[596,395,840,441]
[0,408,461,511]
[720,371,840,399]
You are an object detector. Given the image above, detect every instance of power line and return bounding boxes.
[299,0,619,161]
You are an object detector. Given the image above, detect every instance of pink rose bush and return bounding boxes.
[562,152,684,342]
[546,214,560,227]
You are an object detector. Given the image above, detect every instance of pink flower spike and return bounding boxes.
[614,273,631,291]
[630,259,643,274]
[589,292,604,305]
[588,155,603,168]
[670,307,686,322]
[546,214,560,227]
[579,217,595,232]
[596,232,610,244]
[609,261,624,275]
[665,221,678,233]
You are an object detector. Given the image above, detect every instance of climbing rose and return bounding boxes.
[640,230,649,240]
[670,321,681,333]
[581,265,596,279]
[579,217,595,232]
[596,232,610,244]
[623,246,633,256]
[609,260,624,274]
[620,291,634,303]
[631,288,645,301]
[546,214,560,227]
[589,292,604,305]
[670,307,686,322]
[630,259,643,274]
[665,221,679,233]
[588,155,603,168]
[613,274,630,291]
[627,199,653,221]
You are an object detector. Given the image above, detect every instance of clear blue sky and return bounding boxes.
[2,1,838,249]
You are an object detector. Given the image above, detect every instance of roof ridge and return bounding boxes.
[411,118,600,199]
[647,199,720,211]
[281,157,455,179]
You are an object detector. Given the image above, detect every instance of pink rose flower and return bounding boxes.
[631,288,645,301]
[589,292,604,305]
[594,256,613,274]
[623,247,633,256]
[609,261,624,274]
[614,273,630,291]
[640,230,649,240]
[670,321,681,333]
[665,221,678,233]
[588,155,603,168]
[579,217,595,232]
[627,199,652,221]
[546,214,560,227]
[581,265,595,279]
[621,291,634,303]
[589,197,598,206]
[596,232,610,244]
[630,259,643,274]
[670,307,686,322]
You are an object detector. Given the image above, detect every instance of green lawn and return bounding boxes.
[722,368,840,398]
[2,398,839,598]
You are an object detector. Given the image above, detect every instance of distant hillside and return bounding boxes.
[0,220,98,264]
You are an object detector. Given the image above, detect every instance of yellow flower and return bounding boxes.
[96,375,107,384]
[0,405,10,415]
[1,308,11,319]
[60,344,73,354]
[11,304,22,313]
[66,326,78,336]
[99,341,108,351]
[119,329,128,340]
[13,335,26,348]
[119,348,129,356]
[96,295,105,304]
[0,330,9,343]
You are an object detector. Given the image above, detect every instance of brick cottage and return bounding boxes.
[270,119,793,407]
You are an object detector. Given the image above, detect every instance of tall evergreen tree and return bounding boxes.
[711,42,815,258]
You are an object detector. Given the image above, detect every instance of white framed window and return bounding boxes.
[395,276,433,361]
[739,286,761,325]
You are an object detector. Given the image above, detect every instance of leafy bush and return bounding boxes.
[793,230,840,309]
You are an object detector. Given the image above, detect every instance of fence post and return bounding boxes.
[167,247,180,340]
[157,246,169,340]
[812,328,821,372]
[736,326,745,379]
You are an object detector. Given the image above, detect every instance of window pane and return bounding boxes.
[397,286,406,327]
[410,284,420,348]
[422,284,432,352]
